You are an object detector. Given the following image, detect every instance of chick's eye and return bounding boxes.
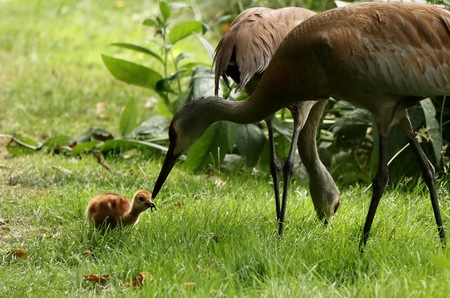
[138,196,145,202]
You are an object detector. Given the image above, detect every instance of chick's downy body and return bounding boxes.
[86,190,155,229]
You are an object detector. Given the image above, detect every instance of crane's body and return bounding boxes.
[214,7,340,233]
[252,3,450,122]
[214,7,316,93]
[153,2,449,249]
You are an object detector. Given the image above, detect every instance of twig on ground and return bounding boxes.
[92,151,116,174]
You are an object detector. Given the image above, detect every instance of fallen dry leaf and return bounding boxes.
[123,272,153,289]
[84,274,109,282]
[96,102,108,112]
[6,249,28,260]
[97,113,109,120]
[213,178,226,189]
[82,249,94,256]
[163,201,185,210]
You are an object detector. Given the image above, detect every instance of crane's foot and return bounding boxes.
[278,221,285,239]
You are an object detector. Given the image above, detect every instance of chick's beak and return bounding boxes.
[151,145,180,200]
[145,200,157,211]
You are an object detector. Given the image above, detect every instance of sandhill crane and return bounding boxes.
[152,2,449,250]
[86,190,156,229]
[213,7,340,235]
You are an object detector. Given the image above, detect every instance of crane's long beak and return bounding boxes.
[151,145,180,200]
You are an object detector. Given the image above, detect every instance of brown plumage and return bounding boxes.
[214,7,316,92]
[86,190,156,229]
[152,2,449,250]
[213,7,340,235]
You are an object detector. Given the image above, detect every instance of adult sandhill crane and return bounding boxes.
[152,2,449,250]
[213,7,340,235]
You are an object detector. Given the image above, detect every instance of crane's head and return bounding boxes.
[152,97,219,200]
[309,170,341,222]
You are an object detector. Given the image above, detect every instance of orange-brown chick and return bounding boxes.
[86,190,156,229]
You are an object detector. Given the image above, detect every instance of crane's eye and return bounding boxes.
[138,196,145,202]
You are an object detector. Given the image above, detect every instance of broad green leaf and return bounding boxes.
[168,2,189,10]
[42,135,72,154]
[43,135,72,149]
[174,53,192,66]
[428,255,450,271]
[102,54,163,90]
[71,141,101,156]
[190,66,215,98]
[421,98,442,166]
[156,78,176,94]
[179,61,210,70]
[159,1,171,21]
[6,134,41,156]
[110,43,163,64]
[75,127,114,143]
[226,122,239,150]
[185,122,233,172]
[197,35,215,62]
[155,69,188,95]
[100,138,167,154]
[169,21,203,45]
[143,18,157,27]
[156,99,173,118]
[119,98,138,137]
[172,91,190,115]
[131,115,170,140]
[236,124,267,167]
[167,69,188,80]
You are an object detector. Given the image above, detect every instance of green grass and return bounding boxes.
[1,155,450,297]
[1,0,450,297]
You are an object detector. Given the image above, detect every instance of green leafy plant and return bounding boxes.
[100,0,272,173]
[102,1,211,116]
[4,0,448,183]
[2,100,169,160]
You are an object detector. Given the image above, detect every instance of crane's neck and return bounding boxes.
[200,81,305,125]
[217,94,283,124]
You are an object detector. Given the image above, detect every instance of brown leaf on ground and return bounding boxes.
[97,114,110,120]
[82,249,94,257]
[84,274,109,282]
[162,201,185,210]
[6,249,28,260]
[96,102,108,112]
[123,272,153,289]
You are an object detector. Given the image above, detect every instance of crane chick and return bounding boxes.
[86,190,156,229]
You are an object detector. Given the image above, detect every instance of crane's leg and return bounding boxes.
[278,103,315,236]
[278,119,302,236]
[266,118,282,221]
[398,115,446,247]
[359,134,389,253]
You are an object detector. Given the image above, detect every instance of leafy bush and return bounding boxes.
[4,0,449,186]
[102,0,272,173]
[102,1,211,116]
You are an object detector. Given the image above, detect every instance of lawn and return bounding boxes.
[1,0,450,297]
